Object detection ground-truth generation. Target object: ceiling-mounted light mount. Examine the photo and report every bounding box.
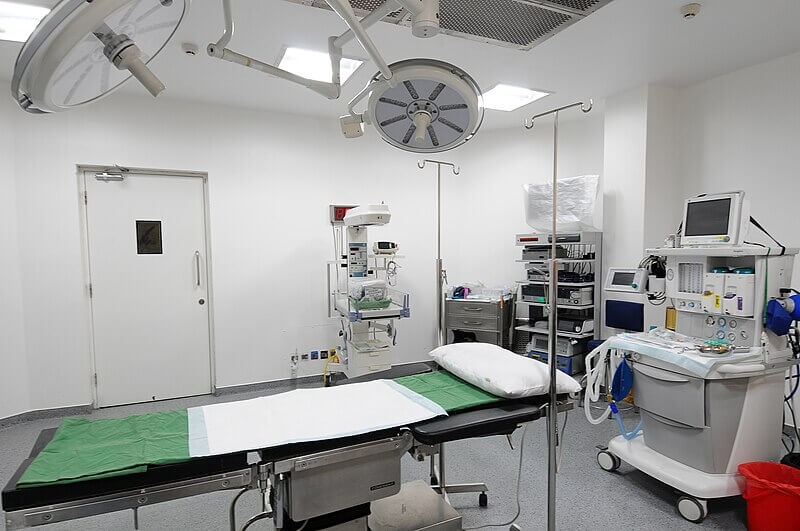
[11,0,480,153]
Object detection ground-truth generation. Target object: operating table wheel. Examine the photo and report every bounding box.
[677,496,707,523]
[479,492,488,507]
[596,450,620,472]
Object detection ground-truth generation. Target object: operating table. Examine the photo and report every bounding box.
[2,363,572,530]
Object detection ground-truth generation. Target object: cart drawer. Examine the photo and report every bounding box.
[633,363,705,428]
[446,300,500,318]
[445,315,499,332]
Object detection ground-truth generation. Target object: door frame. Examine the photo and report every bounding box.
[77,165,217,407]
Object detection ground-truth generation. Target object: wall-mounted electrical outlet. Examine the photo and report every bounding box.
[301,353,309,361]
[320,350,329,359]
[310,351,319,360]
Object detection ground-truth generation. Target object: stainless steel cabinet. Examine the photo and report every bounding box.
[444,297,513,348]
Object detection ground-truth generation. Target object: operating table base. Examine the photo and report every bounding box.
[429,443,488,507]
[370,480,461,531]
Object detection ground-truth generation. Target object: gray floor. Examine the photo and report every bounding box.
[0,383,748,531]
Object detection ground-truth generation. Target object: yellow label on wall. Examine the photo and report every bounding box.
[715,295,721,308]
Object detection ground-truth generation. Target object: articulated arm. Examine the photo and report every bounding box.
[206,0,409,100]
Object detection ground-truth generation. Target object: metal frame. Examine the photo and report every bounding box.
[206,0,406,99]
[417,159,460,346]
[523,100,592,531]
[4,468,254,530]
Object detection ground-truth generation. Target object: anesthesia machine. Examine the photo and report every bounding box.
[327,205,410,378]
[589,191,800,523]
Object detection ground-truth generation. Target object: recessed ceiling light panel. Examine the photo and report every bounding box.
[277,47,363,84]
[482,84,550,111]
[0,1,49,43]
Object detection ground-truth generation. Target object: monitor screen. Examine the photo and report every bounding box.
[684,198,731,237]
[612,271,636,286]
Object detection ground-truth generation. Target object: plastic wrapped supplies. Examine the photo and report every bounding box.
[349,279,388,302]
[524,174,600,232]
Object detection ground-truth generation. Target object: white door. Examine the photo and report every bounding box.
[84,170,212,406]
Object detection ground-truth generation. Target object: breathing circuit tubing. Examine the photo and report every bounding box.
[584,344,642,440]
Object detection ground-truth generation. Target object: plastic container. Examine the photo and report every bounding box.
[738,462,800,531]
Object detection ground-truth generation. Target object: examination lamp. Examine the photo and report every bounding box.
[11,0,187,113]
[344,59,484,153]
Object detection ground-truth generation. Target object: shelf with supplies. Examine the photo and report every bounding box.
[517,301,594,310]
[515,259,595,264]
[514,324,594,340]
[511,231,602,356]
[515,280,594,287]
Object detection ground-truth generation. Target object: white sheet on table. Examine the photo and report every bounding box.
[187,379,446,457]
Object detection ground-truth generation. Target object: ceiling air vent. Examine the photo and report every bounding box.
[283,0,614,50]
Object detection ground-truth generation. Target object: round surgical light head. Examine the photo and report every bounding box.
[366,59,483,154]
[11,0,188,113]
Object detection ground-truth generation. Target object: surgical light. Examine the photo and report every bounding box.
[482,84,550,112]
[357,59,484,154]
[11,0,188,113]
[277,47,363,84]
[0,1,49,43]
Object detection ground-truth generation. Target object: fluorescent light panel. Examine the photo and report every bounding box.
[0,1,49,43]
[278,47,363,84]
[482,84,550,111]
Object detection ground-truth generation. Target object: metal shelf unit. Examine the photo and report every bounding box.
[513,231,602,360]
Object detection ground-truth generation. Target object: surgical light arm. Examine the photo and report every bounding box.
[206,0,403,100]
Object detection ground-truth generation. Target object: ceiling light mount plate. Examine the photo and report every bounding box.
[365,58,483,154]
[11,0,187,113]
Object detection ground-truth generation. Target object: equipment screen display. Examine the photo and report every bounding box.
[612,272,636,286]
[684,198,731,236]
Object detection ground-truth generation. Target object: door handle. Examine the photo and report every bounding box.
[194,251,201,287]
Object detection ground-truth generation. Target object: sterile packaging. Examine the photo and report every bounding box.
[349,279,388,302]
[523,174,600,232]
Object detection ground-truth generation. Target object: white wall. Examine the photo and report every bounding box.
[1,85,605,415]
[679,50,800,268]
[443,115,605,288]
[675,51,800,417]
[0,94,30,418]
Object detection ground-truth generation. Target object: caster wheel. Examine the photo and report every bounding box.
[596,450,620,472]
[677,496,707,523]
[479,492,488,507]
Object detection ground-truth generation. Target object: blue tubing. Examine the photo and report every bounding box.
[610,401,643,441]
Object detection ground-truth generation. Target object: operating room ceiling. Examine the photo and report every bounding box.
[1,0,800,129]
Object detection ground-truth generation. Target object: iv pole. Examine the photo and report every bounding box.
[418,159,460,346]
[524,99,592,531]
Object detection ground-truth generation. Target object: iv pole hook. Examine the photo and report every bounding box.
[524,99,593,130]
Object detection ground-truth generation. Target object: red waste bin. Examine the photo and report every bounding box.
[739,462,800,531]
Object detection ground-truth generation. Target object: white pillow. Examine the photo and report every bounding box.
[429,343,582,398]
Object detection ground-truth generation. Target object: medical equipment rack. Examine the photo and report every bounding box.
[513,231,602,367]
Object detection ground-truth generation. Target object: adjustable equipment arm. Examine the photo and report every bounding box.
[206,0,408,99]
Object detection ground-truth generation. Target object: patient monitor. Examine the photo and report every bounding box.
[680,191,750,247]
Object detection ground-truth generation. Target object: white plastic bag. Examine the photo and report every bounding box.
[523,174,600,232]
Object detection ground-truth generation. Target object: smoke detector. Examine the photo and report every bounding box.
[680,3,701,19]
